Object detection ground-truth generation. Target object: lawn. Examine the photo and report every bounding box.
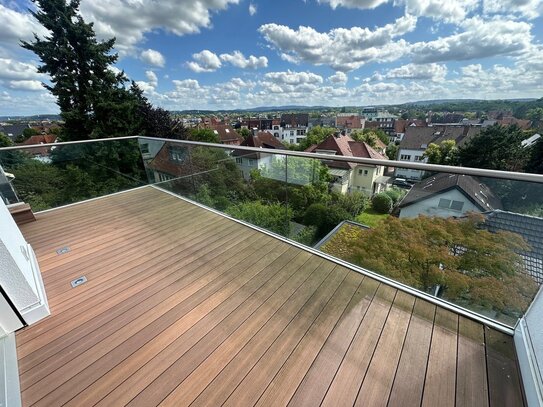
[355,208,389,227]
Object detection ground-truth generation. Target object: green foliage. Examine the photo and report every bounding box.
[526,108,543,121]
[458,125,529,171]
[303,203,352,239]
[321,215,538,315]
[238,128,251,139]
[291,225,318,246]
[330,191,369,217]
[0,133,13,147]
[261,156,330,186]
[226,201,292,236]
[22,0,132,140]
[372,193,393,214]
[22,128,39,139]
[189,128,220,143]
[355,208,389,227]
[385,143,399,160]
[297,126,336,150]
[423,140,459,165]
[383,186,406,205]
[526,137,543,174]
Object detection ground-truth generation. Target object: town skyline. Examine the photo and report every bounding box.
[1,0,543,115]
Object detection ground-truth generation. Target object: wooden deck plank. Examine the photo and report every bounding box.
[18,228,266,380]
[191,267,351,407]
[14,187,525,407]
[257,275,375,407]
[225,271,363,407]
[387,299,436,407]
[17,217,247,351]
[486,327,526,407]
[91,251,314,407]
[320,284,397,407]
[154,260,336,407]
[421,307,459,407]
[24,239,290,406]
[126,255,327,407]
[456,317,489,407]
[354,291,415,407]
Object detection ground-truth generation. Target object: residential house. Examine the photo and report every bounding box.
[210,125,243,146]
[390,119,427,143]
[280,113,309,145]
[483,210,543,284]
[146,142,192,183]
[306,134,389,196]
[398,173,502,218]
[19,134,58,163]
[498,117,533,130]
[234,132,287,179]
[335,114,364,135]
[396,125,481,180]
[0,122,31,141]
[308,116,336,129]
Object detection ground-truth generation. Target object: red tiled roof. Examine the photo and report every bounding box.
[22,135,57,145]
[241,132,286,149]
[210,125,243,145]
[308,134,387,169]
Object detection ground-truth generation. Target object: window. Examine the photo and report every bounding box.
[438,198,465,211]
[235,157,243,164]
[248,159,256,166]
[168,146,186,162]
[140,143,149,154]
[359,169,368,176]
[400,154,411,161]
[414,155,423,161]
[438,198,451,208]
[158,172,173,182]
[450,200,464,211]
[290,131,294,136]
[364,170,368,176]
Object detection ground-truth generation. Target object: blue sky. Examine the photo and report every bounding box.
[1,0,543,115]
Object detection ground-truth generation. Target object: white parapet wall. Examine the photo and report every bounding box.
[0,199,49,335]
[515,286,543,407]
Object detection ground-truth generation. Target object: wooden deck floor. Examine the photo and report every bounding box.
[16,186,525,407]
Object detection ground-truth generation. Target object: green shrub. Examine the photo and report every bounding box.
[372,193,393,214]
[384,187,406,205]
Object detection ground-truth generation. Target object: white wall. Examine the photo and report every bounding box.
[399,189,482,219]
[395,148,425,180]
[0,202,39,311]
[526,289,543,381]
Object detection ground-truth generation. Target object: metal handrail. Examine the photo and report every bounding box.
[1,134,542,183]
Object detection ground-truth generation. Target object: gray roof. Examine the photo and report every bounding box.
[399,173,502,211]
[399,125,481,150]
[484,210,543,284]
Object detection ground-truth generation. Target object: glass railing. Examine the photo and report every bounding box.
[1,136,541,328]
[0,138,147,211]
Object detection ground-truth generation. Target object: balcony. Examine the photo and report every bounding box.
[0,136,541,406]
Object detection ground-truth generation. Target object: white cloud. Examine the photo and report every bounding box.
[187,50,222,72]
[402,0,479,23]
[483,0,543,20]
[140,49,165,67]
[249,3,257,15]
[0,58,43,81]
[328,71,348,84]
[7,80,43,91]
[264,70,323,85]
[318,0,389,9]
[219,51,268,69]
[318,0,478,22]
[145,70,158,87]
[0,5,48,47]
[411,18,533,63]
[79,0,240,54]
[374,63,447,81]
[259,15,417,71]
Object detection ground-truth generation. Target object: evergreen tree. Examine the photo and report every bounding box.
[22,0,139,140]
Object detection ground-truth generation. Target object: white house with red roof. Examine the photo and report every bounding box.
[306,133,389,195]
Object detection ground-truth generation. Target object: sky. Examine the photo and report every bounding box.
[0,0,543,115]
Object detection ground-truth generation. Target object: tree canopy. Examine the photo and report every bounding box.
[458,125,529,172]
[423,140,459,165]
[321,214,538,316]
